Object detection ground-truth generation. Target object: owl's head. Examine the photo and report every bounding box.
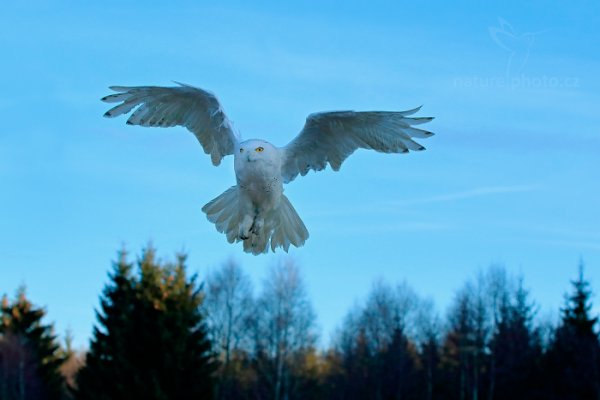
[236,139,278,164]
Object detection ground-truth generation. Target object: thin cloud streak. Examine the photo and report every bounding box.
[529,239,600,252]
[391,184,541,207]
[306,184,540,218]
[312,221,450,236]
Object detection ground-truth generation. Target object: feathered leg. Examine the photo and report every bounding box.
[202,187,309,254]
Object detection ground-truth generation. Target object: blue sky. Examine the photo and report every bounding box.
[1,1,599,348]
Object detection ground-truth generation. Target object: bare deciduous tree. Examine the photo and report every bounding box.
[205,259,255,364]
[254,259,317,400]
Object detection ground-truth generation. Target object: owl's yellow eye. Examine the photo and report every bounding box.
[239,148,244,153]
[255,147,264,152]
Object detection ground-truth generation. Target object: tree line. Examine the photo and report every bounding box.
[1,246,599,399]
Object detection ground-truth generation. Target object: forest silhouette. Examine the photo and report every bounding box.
[1,246,598,400]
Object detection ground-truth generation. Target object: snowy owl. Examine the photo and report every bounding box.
[102,83,434,255]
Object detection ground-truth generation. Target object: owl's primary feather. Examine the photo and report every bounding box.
[102,83,434,255]
[102,83,238,166]
[281,110,433,183]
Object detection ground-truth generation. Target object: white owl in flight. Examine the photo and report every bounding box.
[102,83,434,255]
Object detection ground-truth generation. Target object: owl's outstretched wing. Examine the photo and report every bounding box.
[102,82,239,166]
[280,108,434,183]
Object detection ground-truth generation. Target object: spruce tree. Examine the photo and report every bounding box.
[0,287,66,400]
[419,333,441,400]
[439,289,477,400]
[378,327,419,400]
[75,247,217,400]
[544,262,600,399]
[488,280,542,399]
[74,249,136,398]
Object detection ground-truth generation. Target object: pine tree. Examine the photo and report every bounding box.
[339,329,374,400]
[488,279,542,400]
[59,329,84,391]
[439,289,478,400]
[378,327,419,400]
[75,247,217,400]
[544,261,600,399]
[330,281,423,400]
[74,249,136,398]
[419,333,441,400]
[0,287,66,400]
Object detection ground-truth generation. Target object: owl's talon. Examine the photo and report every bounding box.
[251,218,264,235]
[239,215,253,240]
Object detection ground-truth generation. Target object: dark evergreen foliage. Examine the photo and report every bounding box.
[4,251,600,400]
[75,247,217,400]
[342,330,374,400]
[439,289,481,400]
[544,262,600,400]
[488,279,543,399]
[418,334,440,400]
[378,327,420,400]
[0,288,66,400]
[322,281,423,400]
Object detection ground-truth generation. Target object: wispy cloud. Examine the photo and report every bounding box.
[529,239,600,252]
[312,221,449,236]
[391,184,541,207]
[306,184,540,218]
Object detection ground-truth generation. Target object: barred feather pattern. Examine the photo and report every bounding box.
[102,83,238,166]
[281,109,434,183]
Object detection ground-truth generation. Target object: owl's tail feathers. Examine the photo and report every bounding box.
[266,194,309,253]
[202,188,309,255]
[202,186,241,244]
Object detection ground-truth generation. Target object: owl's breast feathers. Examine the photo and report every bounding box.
[235,151,283,208]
